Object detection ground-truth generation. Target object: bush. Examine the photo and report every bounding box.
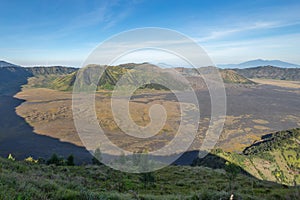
[66,155,74,166]
[24,156,38,163]
[140,172,155,188]
[47,154,65,166]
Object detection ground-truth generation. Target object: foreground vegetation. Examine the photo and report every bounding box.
[0,155,299,200]
[1,129,299,199]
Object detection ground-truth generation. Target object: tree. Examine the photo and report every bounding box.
[92,148,102,165]
[66,154,75,166]
[225,161,240,193]
[47,153,64,165]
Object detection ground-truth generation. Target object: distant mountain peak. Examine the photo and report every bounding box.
[218,59,300,69]
[0,60,20,68]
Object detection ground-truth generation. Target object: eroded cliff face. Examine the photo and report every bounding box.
[234,66,300,81]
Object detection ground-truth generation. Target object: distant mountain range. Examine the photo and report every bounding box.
[2,59,300,69]
[0,60,20,68]
[218,59,300,69]
[0,60,255,94]
[1,60,300,94]
[36,64,256,91]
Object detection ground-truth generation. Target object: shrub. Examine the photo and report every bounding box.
[225,161,240,192]
[140,172,155,188]
[66,155,74,166]
[47,154,65,166]
[24,156,38,163]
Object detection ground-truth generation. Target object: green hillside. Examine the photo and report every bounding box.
[0,128,299,199]
[175,67,255,84]
[0,155,298,200]
[203,128,300,186]
[48,71,77,91]
[26,66,77,76]
[22,66,78,90]
[45,64,186,91]
[31,65,255,92]
[220,69,255,84]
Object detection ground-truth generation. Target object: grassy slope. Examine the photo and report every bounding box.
[213,128,300,186]
[0,156,299,200]
[32,65,165,91]
[220,69,255,84]
[28,65,255,92]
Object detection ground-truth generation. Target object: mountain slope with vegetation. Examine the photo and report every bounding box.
[40,64,193,91]
[194,128,300,186]
[175,67,254,84]
[220,69,255,84]
[23,66,78,90]
[26,66,77,76]
[39,65,255,91]
[0,61,256,93]
[0,62,78,94]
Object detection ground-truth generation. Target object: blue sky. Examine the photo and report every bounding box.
[1,0,300,67]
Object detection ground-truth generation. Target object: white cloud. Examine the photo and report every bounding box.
[196,20,300,42]
[33,1,133,41]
